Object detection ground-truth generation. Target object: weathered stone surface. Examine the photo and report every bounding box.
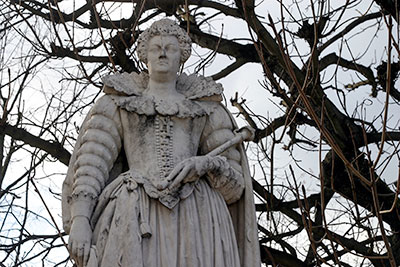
[62,19,260,267]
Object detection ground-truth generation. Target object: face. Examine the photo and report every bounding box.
[147,35,181,79]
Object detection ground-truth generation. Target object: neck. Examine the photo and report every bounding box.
[146,76,179,98]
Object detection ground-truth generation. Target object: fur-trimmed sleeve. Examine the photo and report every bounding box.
[200,103,245,204]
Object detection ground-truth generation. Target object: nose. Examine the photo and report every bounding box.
[159,47,167,57]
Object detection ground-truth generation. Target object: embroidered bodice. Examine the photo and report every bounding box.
[119,110,207,208]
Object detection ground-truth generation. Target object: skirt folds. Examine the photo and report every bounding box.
[91,179,240,267]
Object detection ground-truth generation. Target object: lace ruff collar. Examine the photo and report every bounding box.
[102,72,223,118]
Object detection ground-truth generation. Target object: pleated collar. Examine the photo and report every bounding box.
[102,72,223,118]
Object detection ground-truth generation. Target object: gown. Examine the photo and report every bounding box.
[62,72,260,267]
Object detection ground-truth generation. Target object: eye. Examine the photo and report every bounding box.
[166,45,179,53]
[149,45,161,53]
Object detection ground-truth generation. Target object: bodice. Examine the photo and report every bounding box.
[121,110,206,182]
[119,109,207,207]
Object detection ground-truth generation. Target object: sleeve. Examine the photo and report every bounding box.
[70,95,123,222]
[200,103,245,204]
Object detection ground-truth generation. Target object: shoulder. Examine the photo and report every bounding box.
[89,94,120,116]
[102,71,147,96]
[177,73,223,101]
[208,102,236,127]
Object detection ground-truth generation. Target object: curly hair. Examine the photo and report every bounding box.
[137,19,192,65]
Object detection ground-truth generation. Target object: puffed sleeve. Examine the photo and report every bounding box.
[70,95,123,221]
[200,103,245,204]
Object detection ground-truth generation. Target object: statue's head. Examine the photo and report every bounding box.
[137,19,192,65]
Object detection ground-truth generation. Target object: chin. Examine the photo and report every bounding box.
[154,69,170,74]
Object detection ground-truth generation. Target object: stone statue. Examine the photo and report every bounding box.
[62,19,260,267]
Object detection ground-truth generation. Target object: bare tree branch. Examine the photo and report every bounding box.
[0,123,70,166]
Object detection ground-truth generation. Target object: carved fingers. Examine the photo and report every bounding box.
[68,216,92,267]
[166,156,213,189]
[166,158,197,189]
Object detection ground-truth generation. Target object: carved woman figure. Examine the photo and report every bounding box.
[62,19,260,267]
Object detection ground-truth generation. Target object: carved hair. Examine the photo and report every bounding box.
[137,19,192,65]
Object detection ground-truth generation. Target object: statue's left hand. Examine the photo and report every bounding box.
[164,156,212,190]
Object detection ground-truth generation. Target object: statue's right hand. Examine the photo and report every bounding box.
[68,216,92,267]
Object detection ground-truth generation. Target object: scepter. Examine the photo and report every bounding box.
[207,126,255,156]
